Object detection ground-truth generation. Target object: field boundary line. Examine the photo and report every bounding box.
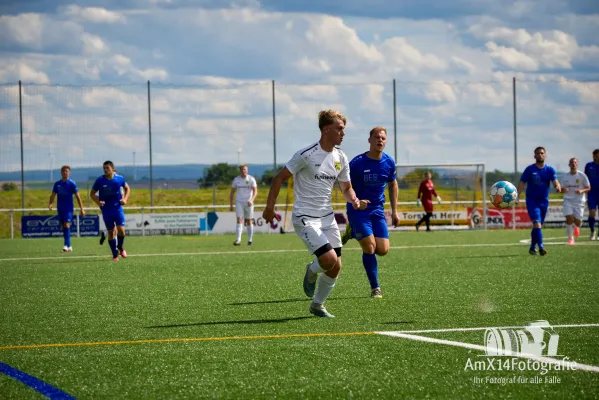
[392,323,599,334]
[375,331,599,373]
[0,331,375,351]
[2,241,596,263]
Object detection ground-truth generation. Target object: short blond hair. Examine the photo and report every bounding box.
[239,164,248,169]
[369,126,386,137]
[318,110,347,130]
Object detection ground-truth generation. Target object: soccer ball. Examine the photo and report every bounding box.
[489,181,518,209]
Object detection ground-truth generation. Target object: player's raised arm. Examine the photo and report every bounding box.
[263,167,292,223]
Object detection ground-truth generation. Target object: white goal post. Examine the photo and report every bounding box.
[395,162,488,230]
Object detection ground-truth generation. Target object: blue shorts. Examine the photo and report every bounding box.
[58,210,73,225]
[588,192,599,211]
[102,208,126,230]
[346,206,388,241]
[526,200,548,224]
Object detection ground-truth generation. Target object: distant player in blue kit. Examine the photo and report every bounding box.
[584,149,599,240]
[48,165,85,252]
[91,161,131,261]
[341,126,400,298]
[517,147,562,256]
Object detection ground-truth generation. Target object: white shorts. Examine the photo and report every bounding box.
[292,212,341,256]
[236,201,254,219]
[563,201,584,220]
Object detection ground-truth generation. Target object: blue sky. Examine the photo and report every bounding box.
[0,0,598,174]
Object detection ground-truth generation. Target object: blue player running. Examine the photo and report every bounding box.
[48,165,85,252]
[90,161,131,261]
[341,126,400,298]
[517,147,562,256]
[584,149,599,241]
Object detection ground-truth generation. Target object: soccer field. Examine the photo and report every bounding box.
[0,230,598,399]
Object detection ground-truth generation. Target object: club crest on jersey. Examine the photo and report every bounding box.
[334,161,341,171]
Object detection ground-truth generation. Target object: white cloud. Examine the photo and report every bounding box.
[425,81,457,103]
[485,42,538,70]
[81,33,109,54]
[451,56,476,75]
[0,61,50,84]
[0,13,43,48]
[63,5,127,24]
[381,37,446,74]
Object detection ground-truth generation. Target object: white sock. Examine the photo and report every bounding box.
[236,224,242,242]
[567,224,573,239]
[313,273,336,305]
[247,224,254,242]
[309,258,326,275]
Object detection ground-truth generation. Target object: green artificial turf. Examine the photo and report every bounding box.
[0,229,597,398]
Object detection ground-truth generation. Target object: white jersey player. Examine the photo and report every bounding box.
[562,158,591,244]
[230,164,258,246]
[262,110,368,318]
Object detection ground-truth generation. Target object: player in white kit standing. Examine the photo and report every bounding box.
[262,110,368,318]
[230,164,258,245]
[562,158,591,245]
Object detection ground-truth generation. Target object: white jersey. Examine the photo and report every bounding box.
[286,142,350,218]
[232,175,257,202]
[562,170,590,204]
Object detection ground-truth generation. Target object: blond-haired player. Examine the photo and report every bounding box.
[262,110,368,318]
[230,164,258,245]
[562,157,590,245]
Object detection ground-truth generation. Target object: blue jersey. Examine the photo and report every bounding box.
[584,162,599,194]
[520,164,557,202]
[92,174,127,210]
[347,152,397,208]
[52,179,78,212]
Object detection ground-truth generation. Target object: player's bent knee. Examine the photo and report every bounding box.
[375,247,389,256]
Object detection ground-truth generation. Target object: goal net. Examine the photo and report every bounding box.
[395,163,489,230]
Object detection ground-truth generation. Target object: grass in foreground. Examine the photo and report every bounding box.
[0,229,597,399]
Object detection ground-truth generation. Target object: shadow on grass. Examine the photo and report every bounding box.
[146,316,313,328]
[451,254,525,259]
[380,321,417,325]
[229,296,367,306]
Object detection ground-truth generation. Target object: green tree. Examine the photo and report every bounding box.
[486,169,518,187]
[198,163,239,185]
[260,165,285,186]
[2,182,17,191]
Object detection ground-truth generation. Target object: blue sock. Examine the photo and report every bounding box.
[530,229,537,250]
[590,217,596,233]
[108,239,118,257]
[533,227,544,249]
[117,235,125,250]
[362,252,379,289]
[63,226,71,247]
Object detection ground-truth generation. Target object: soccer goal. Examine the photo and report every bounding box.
[395,163,489,230]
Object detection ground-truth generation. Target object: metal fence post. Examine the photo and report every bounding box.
[10,210,14,239]
[148,80,153,210]
[142,206,145,236]
[19,81,24,216]
[77,214,80,237]
[393,79,398,163]
[272,79,277,170]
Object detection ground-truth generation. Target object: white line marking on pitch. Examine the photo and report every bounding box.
[376,331,599,373]
[519,236,571,244]
[392,323,599,334]
[0,241,595,263]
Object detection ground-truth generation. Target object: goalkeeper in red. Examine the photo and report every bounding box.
[415,171,442,231]
[341,126,399,298]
